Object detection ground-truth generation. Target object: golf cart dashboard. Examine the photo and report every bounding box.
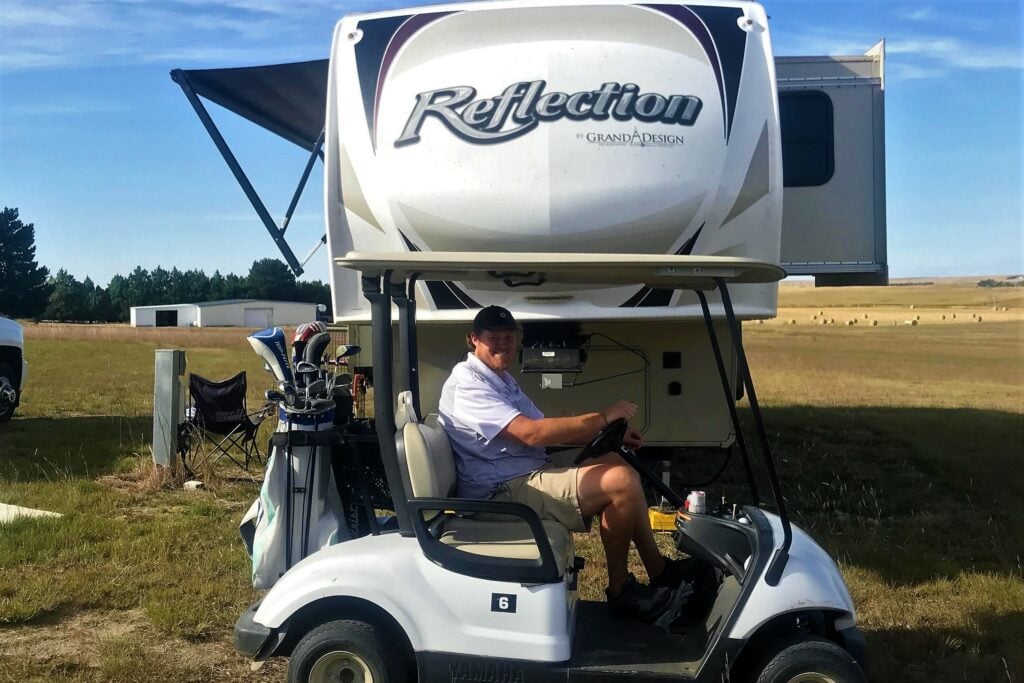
[674,506,769,584]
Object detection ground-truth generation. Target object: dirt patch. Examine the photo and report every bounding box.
[0,609,286,681]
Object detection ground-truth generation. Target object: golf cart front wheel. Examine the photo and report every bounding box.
[288,619,406,683]
[753,636,866,683]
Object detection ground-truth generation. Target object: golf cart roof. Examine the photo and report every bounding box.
[335,252,786,290]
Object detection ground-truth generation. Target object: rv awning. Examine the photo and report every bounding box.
[335,252,786,290]
[171,60,329,151]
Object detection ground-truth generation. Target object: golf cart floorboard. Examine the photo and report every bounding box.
[569,601,706,679]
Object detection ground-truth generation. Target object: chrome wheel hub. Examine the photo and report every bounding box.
[786,674,839,683]
[309,650,373,683]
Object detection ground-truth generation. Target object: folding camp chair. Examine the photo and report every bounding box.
[182,372,272,476]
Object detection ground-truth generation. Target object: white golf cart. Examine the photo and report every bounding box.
[234,251,866,683]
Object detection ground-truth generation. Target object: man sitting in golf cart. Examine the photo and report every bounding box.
[438,305,690,621]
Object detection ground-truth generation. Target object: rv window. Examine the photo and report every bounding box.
[779,91,834,187]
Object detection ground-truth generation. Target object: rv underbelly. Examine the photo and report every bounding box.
[326,0,782,322]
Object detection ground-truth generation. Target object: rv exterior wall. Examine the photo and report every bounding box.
[351,319,740,448]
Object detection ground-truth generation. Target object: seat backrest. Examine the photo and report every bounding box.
[189,372,247,424]
[400,421,457,499]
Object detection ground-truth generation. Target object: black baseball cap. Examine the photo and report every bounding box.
[473,305,518,332]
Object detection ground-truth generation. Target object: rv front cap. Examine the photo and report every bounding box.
[473,306,518,332]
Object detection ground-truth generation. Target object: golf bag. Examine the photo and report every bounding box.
[240,404,349,589]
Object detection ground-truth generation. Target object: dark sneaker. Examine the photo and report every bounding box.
[606,573,672,622]
[650,555,700,589]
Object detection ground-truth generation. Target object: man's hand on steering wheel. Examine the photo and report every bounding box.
[575,400,643,464]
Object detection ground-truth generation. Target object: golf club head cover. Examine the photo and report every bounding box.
[303,331,333,366]
[336,345,361,358]
[292,321,327,365]
[247,327,294,384]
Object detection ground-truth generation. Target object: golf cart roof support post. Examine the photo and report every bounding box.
[713,278,792,584]
[695,289,760,507]
[169,69,304,276]
[362,273,414,536]
[389,279,412,399]
[280,128,325,236]
[406,276,421,419]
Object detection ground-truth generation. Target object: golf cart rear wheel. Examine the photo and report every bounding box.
[753,636,865,683]
[0,362,17,423]
[288,619,406,683]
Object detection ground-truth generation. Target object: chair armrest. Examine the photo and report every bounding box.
[406,497,561,584]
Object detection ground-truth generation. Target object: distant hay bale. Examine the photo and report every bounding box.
[941,314,946,320]
[846,320,855,326]
[993,306,999,311]
[756,319,764,325]
[971,313,977,319]
[910,304,916,310]
[977,316,983,323]
[820,319,828,325]
[891,321,898,326]
[952,313,957,319]
[871,320,878,326]
[812,315,817,320]
[863,313,869,319]
[788,319,797,325]
[915,315,920,320]
[1002,307,1009,311]
[905,320,918,326]
[829,318,836,324]
[818,310,824,316]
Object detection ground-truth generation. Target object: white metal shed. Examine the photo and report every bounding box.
[130,299,318,328]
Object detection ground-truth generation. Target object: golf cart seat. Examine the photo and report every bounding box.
[399,420,573,577]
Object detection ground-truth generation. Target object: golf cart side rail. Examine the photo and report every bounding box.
[407,498,561,584]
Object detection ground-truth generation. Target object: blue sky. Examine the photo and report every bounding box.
[0,0,1021,285]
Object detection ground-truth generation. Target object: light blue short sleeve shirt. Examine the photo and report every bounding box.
[438,353,548,498]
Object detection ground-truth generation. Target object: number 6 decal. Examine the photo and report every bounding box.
[491,593,517,613]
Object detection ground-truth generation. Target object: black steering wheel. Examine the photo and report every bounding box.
[575,418,629,464]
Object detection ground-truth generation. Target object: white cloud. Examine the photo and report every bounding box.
[896,7,933,23]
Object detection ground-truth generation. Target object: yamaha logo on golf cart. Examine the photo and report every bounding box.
[449,659,524,683]
[394,81,702,147]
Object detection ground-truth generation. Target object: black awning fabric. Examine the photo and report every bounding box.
[173,60,329,151]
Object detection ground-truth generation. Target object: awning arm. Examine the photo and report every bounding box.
[171,68,305,275]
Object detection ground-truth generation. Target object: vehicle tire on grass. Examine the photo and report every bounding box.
[0,362,17,423]
[287,618,407,683]
[753,636,865,683]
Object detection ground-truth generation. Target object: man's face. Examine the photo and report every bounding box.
[472,328,517,372]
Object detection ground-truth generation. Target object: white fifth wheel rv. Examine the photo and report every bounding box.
[172,0,886,451]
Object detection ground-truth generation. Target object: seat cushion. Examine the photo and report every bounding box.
[437,517,573,576]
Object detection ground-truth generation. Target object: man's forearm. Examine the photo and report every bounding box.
[503,412,606,447]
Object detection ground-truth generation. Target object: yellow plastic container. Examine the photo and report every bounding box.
[648,506,678,532]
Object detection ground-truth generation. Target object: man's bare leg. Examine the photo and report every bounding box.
[577,453,666,592]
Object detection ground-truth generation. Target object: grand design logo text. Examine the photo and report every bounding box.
[395,81,702,146]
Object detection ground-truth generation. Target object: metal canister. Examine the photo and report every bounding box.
[686,490,707,514]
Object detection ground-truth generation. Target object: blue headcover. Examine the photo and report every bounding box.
[247,327,294,384]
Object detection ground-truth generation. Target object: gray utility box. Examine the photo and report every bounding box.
[153,349,186,469]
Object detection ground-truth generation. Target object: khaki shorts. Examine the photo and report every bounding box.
[492,450,590,532]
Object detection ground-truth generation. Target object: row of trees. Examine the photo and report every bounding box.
[1,207,331,323]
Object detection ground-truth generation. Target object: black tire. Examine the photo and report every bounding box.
[0,362,17,424]
[287,619,407,683]
[753,636,866,683]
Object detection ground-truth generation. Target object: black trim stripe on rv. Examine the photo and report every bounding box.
[620,223,704,307]
[399,232,481,310]
[354,12,455,150]
[643,4,746,141]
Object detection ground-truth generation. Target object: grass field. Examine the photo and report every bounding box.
[1,281,1022,682]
